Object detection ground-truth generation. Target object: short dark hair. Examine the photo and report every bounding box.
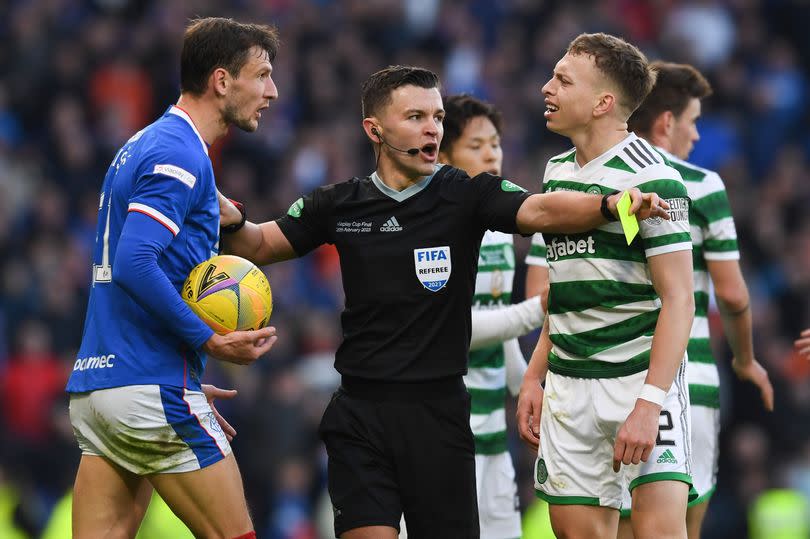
[181,17,280,96]
[628,61,713,136]
[361,66,440,118]
[567,33,656,116]
[440,94,503,154]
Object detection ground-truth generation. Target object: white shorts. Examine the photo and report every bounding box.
[475,452,522,539]
[620,402,715,515]
[535,364,692,510]
[688,404,719,504]
[70,385,231,475]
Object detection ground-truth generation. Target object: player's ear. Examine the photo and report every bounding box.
[211,67,230,97]
[653,111,674,138]
[593,92,615,118]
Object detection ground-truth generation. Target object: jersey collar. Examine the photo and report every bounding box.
[371,164,443,202]
[168,106,209,155]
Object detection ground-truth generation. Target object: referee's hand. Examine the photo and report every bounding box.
[203,326,277,365]
[517,377,544,452]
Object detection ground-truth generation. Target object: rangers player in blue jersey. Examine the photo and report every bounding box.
[66,18,278,539]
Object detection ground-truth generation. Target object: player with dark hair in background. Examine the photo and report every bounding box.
[620,60,774,539]
[439,93,545,539]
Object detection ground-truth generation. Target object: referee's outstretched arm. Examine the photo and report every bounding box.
[515,187,669,234]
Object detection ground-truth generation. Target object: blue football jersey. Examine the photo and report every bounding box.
[67,106,219,392]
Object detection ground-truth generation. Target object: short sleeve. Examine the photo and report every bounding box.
[275,187,332,256]
[469,173,532,234]
[636,177,692,258]
[525,233,548,267]
[128,149,204,237]
[696,176,739,261]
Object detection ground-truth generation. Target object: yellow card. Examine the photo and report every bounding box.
[616,191,639,245]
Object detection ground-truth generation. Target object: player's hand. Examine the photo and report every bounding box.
[607,188,671,221]
[218,190,243,227]
[203,326,277,365]
[731,358,774,412]
[794,329,810,359]
[202,384,238,442]
[517,377,544,452]
[613,398,661,472]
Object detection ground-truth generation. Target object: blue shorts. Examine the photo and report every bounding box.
[69,385,231,475]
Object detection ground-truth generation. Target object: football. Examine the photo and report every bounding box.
[182,255,273,335]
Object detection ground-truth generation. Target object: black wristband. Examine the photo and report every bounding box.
[600,193,617,222]
[221,199,247,233]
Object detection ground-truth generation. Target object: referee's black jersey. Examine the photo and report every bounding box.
[276,165,531,381]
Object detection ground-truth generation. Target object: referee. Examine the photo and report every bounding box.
[220,65,670,539]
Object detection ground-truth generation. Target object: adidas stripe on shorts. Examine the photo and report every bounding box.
[70,384,231,474]
[535,362,693,509]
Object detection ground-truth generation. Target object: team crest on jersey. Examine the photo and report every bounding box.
[287,198,304,218]
[501,179,526,193]
[414,246,451,292]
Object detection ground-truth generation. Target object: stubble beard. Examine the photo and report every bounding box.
[223,100,258,133]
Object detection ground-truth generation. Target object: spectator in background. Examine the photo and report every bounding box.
[1,319,66,446]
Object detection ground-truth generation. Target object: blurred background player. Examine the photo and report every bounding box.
[66,18,278,539]
[516,33,695,539]
[619,61,775,539]
[438,93,545,539]
[219,65,667,539]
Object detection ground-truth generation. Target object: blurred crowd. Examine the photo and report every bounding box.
[0,0,809,537]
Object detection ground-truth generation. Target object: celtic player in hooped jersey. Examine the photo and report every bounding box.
[619,62,774,539]
[516,34,696,539]
[438,94,546,539]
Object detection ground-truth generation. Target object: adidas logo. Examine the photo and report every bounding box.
[656,449,677,464]
[380,216,403,232]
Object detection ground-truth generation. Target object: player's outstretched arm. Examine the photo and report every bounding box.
[708,259,774,411]
[219,194,297,265]
[517,318,551,452]
[469,296,544,351]
[515,188,670,234]
[613,250,694,472]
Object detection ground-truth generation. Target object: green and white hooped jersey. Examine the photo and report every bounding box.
[661,148,739,409]
[525,233,548,268]
[541,133,691,379]
[465,229,517,456]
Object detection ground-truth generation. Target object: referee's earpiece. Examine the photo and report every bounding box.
[371,126,382,142]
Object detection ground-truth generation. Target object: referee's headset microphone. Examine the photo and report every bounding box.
[372,127,420,156]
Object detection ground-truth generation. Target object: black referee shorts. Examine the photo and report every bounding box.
[318,375,479,538]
